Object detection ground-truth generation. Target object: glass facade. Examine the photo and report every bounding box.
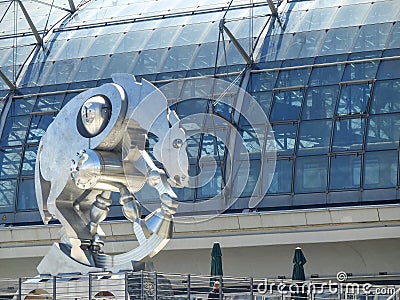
[0,0,399,224]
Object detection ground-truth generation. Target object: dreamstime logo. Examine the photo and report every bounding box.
[125,77,277,223]
[257,272,396,297]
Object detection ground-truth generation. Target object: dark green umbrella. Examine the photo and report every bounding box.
[210,242,223,286]
[292,247,307,280]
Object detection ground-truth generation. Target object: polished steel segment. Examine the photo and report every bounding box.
[35,74,189,274]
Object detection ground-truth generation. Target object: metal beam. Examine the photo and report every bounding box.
[68,0,76,12]
[266,0,278,16]
[220,20,252,65]
[16,0,43,45]
[0,70,16,90]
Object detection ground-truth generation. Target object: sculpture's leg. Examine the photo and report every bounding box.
[119,186,141,221]
[89,191,112,250]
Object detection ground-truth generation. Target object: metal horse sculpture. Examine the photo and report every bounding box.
[35,74,189,275]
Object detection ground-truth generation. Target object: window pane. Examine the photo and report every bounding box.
[330,4,370,28]
[343,61,379,81]
[370,79,400,114]
[319,27,359,56]
[337,83,371,115]
[332,118,365,152]
[252,91,273,116]
[297,120,332,155]
[377,59,400,80]
[267,159,292,194]
[272,123,297,156]
[10,97,36,116]
[329,154,361,190]
[364,1,400,24]
[21,145,37,176]
[115,30,152,53]
[294,156,328,193]
[276,68,311,88]
[17,178,38,210]
[34,94,64,112]
[387,22,400,49]
[191,42,218,69]
[0,179,16,212]
[0,115,30,147]
[240,125,261,154]
[309,65,345,87]
[366,114,400,150]
[270,90,303,121]
[258,34,293,62]
[0,147,22,179]
[364,151,398,189]
[74,56,106,82]
[174,23,211,46]
[133,49,167,75]
[249,71,278,92]
[196,164,222,198]
[161,45,197,72]
[352,23,392,52]
[102,52,138,78]
[296,7,337,31]
[302,86,338,119]
[285,30,325,59]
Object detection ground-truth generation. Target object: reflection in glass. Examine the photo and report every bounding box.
[250,72,278,92]
[0,115,30,147]
[337,83,371,115]
[297,120,332,155]
[366,114,400,150]
[309,65,344,87]
[364,151,398,189]
[17,178,38,210]
[387,22,400,49]
[302,86,338,119]
[272,123,297,156]
[377,59,400,80]
[0,147,22,178]
[252,91,273,116]
[294,156,328,193]
[197,163,222,198]
[352,23,392,52]
[21,146,38,176]
[319,27,359,56]
[285,30,324,59]
[331,4,370,28]
[270,89,303,121]
[329,154,361,190]
[267,159,292,194]
[276,68,311,88]
[370,79,400,114]
[332,118,365,152]
[0,179,16,212]
[11,98,36,116]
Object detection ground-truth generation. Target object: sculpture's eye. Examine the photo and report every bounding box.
[172,138,183,149]
[78,95,112,137]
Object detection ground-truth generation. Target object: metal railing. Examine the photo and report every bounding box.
[0,272,398,300]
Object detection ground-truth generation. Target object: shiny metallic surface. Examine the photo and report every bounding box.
[80,95,111,137]
[35,74,189,274]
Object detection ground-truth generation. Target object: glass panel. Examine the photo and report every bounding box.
[145,26,182,49]
[276,68,311,88]
[319,27,359,56]
[364,1,400,24]
[201,134,225,158]
[294,155,328,193]
[191,42,218,69]
[387,22,400,49]
[21,145,37,176]
[342,61,379,81]
[57,36,95,60]
[161,45,197,72]
[45,59,77,85]
[329,154,361,190]
[296,7,337,31]
[337,83,371,115]
[235,159,261,198]
[252,91,273,116]
[330,4,370,28]
[102,52,138,78]
[297,119,332,155]
[285,30,325,59]
[0,147,22,179]
[74,56,107,82]
[332,118,365,152]
[258,34,293,62]
[370,79,400,114]
[17,178,38,210]
[377,59,400,80]
[10,97,36,116]
[0,115,30,147]
[87,34,121,56]
[366,114,400,150]
[174,23,211,47]
[249,71,278,92]
[196,163,222,198]
[272,123,297,156]
[115,30,152,53]
[352,23,392,52]
[364,151,398,189]
[309,65,345,87]
[133,48,167,75]
[302,85,338,119]
[0,179,16,212]
[270,89,303,121]
[34,94,64,112]
[267,159,292,194]
[240,125,261,154]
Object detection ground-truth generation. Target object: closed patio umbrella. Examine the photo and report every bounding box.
[210,242,223,286]
[292,247,307,299]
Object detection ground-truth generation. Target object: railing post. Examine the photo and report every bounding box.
[187,274,191,299]
[154,272,158,300]
[140,270,144,300]
[250,277,254,299]
[88,273,92,300]
[53,276,57,300]
[18,278,22,300]
[125,272,129,300]
[219,275,223,300]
